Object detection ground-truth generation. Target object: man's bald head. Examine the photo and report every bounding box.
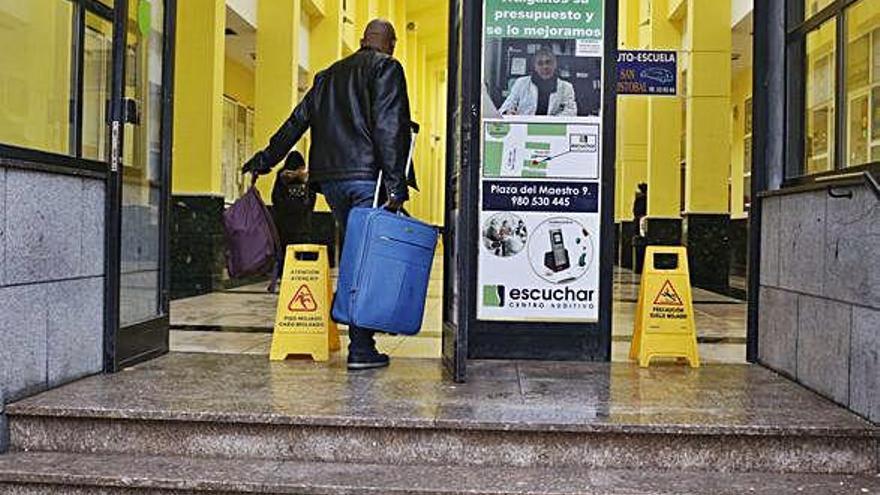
[362,19,397,56]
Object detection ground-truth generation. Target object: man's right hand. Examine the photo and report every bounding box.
[383,196,405,213]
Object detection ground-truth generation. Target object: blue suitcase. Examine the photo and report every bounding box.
[332,207,438,335]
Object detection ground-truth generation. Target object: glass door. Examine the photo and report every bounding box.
[107,0,174,370]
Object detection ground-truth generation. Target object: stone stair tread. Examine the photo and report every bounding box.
[9,403,878,437]
[0,452,878,495]
[8,355,879,440]
[9,411,877,441]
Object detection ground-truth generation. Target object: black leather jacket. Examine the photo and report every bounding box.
[245,48,412,200]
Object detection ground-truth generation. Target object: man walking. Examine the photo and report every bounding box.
[243,19,412,370]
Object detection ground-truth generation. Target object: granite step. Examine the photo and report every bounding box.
[1,452,879,495]
[8,410,878,475]
[6,355,879,475]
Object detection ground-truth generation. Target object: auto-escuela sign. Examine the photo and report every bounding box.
[616,50,677,95]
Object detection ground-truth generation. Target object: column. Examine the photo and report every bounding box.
[171,0,225,295]
[615,0,647,268]
[304,1,342,217]
[310,1,343,78]
[357,0,380,35]
[254,0,301,200]
[394,0,408,63]
[172,0,224,195]
[643,0,683,246]
[617,99,648,269]
[683,0,732,292]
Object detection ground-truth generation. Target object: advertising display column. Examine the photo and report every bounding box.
[469,0,616,359]
[479,0,605,324]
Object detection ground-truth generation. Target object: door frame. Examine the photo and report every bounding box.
[104,0,177,372]
[442,0,467,382]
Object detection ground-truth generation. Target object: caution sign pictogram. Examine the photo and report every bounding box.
[288,284,318,312]
[652,280,684,306]
[629,247,700,368]
[270,245,340,362]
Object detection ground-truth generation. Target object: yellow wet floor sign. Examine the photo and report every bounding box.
[270,245,340,361]
[629,246,700,368]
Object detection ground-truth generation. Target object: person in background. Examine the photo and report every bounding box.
[632,183,648,273]
[268,150,316,293]
[242,19,411,370]
[632,183,648,231]
[499,47,577,117]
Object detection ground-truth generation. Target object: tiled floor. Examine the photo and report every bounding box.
[170,258,747,363]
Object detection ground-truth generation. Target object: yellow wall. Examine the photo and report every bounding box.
[224,58,255,108]
[683,0,732,214]
[615,0,647,222]
[616,0,745,221]
[255,0,302,202]
[616,99,648,222]
[172,0,225,195]
[643,0,683,219]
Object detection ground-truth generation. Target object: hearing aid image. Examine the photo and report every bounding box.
[527,217,595,285]
[544,228,571,272]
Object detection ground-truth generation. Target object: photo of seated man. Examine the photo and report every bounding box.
[483,39,602,119]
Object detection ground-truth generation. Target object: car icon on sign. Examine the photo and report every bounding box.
[640,67,674,84]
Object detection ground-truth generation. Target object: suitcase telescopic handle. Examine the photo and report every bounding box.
[373,127,418,209]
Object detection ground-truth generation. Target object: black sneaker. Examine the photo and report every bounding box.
[347,352,390,370]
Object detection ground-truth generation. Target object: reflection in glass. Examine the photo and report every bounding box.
[874,29,880,84]
[805,0,835,19]
[0,0,72,154]
[848,35,870,90]
[120,0,165,326]
[848,95,869,166]
[221,99,255,204]
[82,12,112,160]
[873,87,880,142]
[743,174,752,211]
[222,98,238,204]
[846,0,880,168]
[805,20,836,174]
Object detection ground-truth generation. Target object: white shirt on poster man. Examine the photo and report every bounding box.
[499,76,578,117]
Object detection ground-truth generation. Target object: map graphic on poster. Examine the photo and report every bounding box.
[483,120,600,179]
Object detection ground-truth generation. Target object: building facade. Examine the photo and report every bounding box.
[0,0,878,454]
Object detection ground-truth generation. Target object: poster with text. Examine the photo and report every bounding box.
[478,0,604,323]
[482,0,604,120]
[477,177,601,322]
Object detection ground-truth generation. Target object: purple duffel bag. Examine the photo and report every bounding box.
[223,184,279,279]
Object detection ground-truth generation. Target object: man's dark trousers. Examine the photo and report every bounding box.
[321,179,380,357]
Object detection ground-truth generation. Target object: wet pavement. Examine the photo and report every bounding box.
[170,262,747,363]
